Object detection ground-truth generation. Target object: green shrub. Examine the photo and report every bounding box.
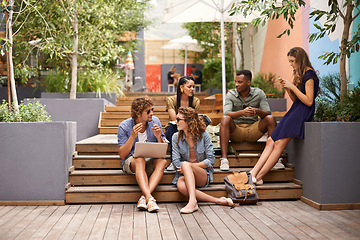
[314,73,360,122]
[41,69,70,93]
[0,100,51,122]
[251,72,284,98]
[40,68,123,95]
[77,68,123,96]
[202,58,233,90]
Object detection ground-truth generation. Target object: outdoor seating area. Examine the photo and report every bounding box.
[65,92,299,204]
[1,0,359,239]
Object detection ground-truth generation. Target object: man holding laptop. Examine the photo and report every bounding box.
[117,97,168,212]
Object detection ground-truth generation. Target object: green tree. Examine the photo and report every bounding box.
[12,0,151,98]
[183,21,246,86]
[230,0,360,101]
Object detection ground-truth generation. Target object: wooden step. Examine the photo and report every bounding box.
[100,119,169,127]
[122,91,208,99]
[105,106,167,112]
[65,182,302,203]
[76,134,272,155]
[101,112,169,119]
[116,98,214,106]
[98,127,119,135]
[72,154,288,169]
[68,168,295,186]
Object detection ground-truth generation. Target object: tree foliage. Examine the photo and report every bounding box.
[182,22,244,89]
[230,0,360,101]
[10,0,151,87]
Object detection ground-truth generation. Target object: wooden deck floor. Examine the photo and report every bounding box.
[1,201,360,240]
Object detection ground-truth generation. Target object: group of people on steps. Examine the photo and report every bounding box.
[117,47,319,213]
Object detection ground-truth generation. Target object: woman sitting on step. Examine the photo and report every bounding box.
[171,107,234,214]
[249,47,319,185]
[165,76,200,171]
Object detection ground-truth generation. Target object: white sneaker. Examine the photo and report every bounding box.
[272,158,285,170]
[147,197,160,212]
[220,158,230,171]
[137,196,147,210]
[166,162,176,171]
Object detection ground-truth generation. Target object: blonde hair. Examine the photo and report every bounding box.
[287,47,314,89]
[131,97,153,119]
[177,107,206,144]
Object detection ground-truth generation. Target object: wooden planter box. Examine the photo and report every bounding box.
[286,122,360,210]
[0,122,76,205]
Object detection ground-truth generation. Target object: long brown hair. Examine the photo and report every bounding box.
[177,107,206,144]
[287,47,314,89]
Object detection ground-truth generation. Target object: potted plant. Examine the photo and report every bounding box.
[0,100,76,205]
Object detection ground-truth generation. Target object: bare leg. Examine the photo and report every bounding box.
[177,162,229,209]
[177,179,229,206]
[131,157,152,200]
[255,137,292,181]
[148,158,167,193]
[179,162,207,209]
[258,115,277,136]
[249,137,275,179]
[219,115,237,159]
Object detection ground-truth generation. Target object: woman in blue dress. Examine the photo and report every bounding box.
[250,47,319,185]
[172,107,234,213]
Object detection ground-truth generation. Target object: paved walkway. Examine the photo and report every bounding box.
[0,200,359,239]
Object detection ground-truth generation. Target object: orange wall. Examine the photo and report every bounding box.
[260,10,305,110]
[146,65,162,92]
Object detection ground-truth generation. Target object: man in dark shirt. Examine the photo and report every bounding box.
[190,66,202,84]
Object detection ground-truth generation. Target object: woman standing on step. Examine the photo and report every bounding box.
[249,47,319,185]
[172,107,234,214]
[165,76,200,171]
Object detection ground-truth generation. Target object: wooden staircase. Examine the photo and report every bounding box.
[66,92,301,204]
[66,134,302,204]
[98,92,213,134]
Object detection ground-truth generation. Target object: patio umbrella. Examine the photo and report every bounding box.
[163,0,260,104]
[161,35,203,75]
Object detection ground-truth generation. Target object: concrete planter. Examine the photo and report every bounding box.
[286,122,360,210]
[0,86,42,102]
[41,92,117,105]
[26,98,111,141]
[0,122,76,205]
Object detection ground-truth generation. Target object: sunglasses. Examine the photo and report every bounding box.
[146,108,154,114]
[176,117,185,122]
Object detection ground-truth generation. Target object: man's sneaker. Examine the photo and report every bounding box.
[137,196,147,210]
[166,162,176,171]
[272,158,285,170]
[147,197,160,212]
[220,158,230,171]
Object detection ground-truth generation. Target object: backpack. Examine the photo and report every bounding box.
[224,171,259,205]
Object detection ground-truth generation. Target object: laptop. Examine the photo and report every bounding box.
[133,142,168,159]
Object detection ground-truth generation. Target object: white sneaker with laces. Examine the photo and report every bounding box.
[137,195,147,210]
[220,158,230,171]
[272,157,285,170]
[147,197,160,212]
[166,162,176,171]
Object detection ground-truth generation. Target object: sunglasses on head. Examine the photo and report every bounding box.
[146,108,154,114]
[176,117,185,122]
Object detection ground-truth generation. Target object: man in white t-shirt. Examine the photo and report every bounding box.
[117,97,167,212]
